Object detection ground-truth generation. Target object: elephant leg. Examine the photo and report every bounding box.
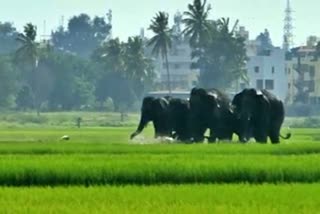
[219,128,233,142]
[254,130,268,143]
[269,125,281,144]
[208,129,217,143]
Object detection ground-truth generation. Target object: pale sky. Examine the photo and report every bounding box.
[0,0,318,47]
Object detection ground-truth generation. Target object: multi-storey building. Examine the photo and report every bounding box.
[153,39,198,90]
[246,47,288,101]
[285,46,320,104]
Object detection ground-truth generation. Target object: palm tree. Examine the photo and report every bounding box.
[125,36,155,98]
[182,0,212,49]
[15,23,41,115]
[148,12,172,94]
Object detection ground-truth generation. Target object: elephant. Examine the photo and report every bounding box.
[232,88,291,144]
[189,87,235,143]
[130,96,171,139]
[167,98,191,142]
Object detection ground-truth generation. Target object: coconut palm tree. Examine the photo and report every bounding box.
[148,12,172,94]
[15,23,41,115]
[182,0,212,49]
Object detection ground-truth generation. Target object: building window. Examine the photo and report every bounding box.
[240,83,246,89]
[288,83,291,89]
[310,66,315,78]
[265,80,274,90]
[254,66,260,73]
[256,79,263,90]
[288,68,291,74]
[174,64,180,69]
[272,66,275,74]
[163,63,167,69]
[308,80,315,92]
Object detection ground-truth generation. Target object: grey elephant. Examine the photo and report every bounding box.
[130,96,171,139]
[189,87,235,143]
[232,88,291,143]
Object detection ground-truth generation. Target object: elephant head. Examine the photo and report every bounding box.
[232,88,268,142]
[130,96,171,139]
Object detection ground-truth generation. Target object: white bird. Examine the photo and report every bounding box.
[60,135,70,141]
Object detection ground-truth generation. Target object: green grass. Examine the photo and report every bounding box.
[0,125,318,212]
[0,184,319,213]
[0,127,315,185]
[0,153,320,185]
[0,111,140,128]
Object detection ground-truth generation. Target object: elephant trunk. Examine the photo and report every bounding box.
[130,116,149,139]
[238,116,252,143]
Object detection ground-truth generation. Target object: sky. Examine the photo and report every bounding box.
[0,0,319,47]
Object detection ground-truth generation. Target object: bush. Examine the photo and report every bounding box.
[290,117,320,128]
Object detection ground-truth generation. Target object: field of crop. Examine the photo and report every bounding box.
[0,184,320,213]
[0,116,319,212]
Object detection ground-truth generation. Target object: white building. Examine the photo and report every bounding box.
[246,47,288,101]
[154,40,198,90]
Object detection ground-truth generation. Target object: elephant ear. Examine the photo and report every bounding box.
[232,91,243,107]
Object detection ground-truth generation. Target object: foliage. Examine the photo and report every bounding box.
[0,184,320,213]
[182,0,212,48]
[0,56,18,107]
[51,14,111,58]
[148,12,172,93]
[0,137,319,185]
[195,18,248,89]
[182,1,247,89]
[255,29,273,55]
[93,37,154,112]
[0,22,20,54]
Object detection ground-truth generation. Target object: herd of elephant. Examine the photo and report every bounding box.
[130,88,291,144]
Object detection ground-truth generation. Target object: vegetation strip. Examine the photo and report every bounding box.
[0,154,319,185]
[0,184,319,213]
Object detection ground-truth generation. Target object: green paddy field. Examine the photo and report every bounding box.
[0,112,318,213]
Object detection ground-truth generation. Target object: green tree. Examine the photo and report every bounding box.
[0,22,20,54]
[51,14,111,58]
[182,0,212,48]
[148,12,172,94]
[0,56,18,108]
[196,18,248,89]
[124,36,155,98]
[92,38,136,116]
[15,23,41,114]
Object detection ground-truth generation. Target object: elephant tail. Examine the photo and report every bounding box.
[280,128,292,139]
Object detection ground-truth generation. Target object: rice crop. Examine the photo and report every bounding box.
[0,153,318,185]
[0,184,319,214]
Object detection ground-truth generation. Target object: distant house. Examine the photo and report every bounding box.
[152,39,198,91]
[285,45,320,105]
[246,47,288,101]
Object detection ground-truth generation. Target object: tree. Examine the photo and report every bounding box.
[182,0,212,48]
[15,23,41,114]
[124,36,155,98]
[183,0,213,86]
[92,38,136,115]
[0,56,18,108]
[195,18,248,89]
[256,29,273,55]
[51,14,111,58]
[148,12,172,94]
[41,51,96,111]
[0,22,20,54]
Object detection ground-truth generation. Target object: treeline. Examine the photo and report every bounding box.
[0,0,248,114]
[0,15,154,114]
